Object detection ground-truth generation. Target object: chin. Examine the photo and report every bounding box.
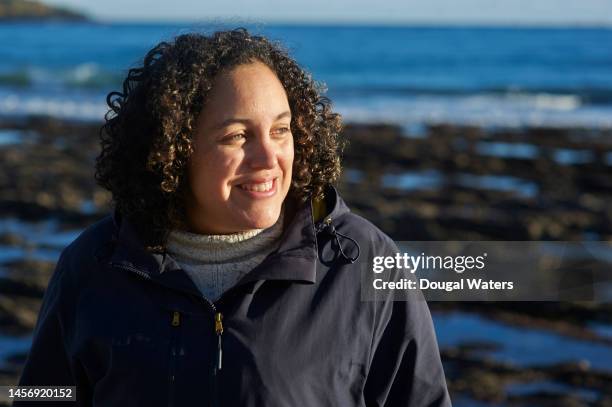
[244,211,281,230]
[249,217,277,230]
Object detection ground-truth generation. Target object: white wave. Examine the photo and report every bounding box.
[334,93,612,128]
[0,90,107,121]
[70,63,103,84]
[2,63,113,88]
[505,93,582,110]
[1,88,611,128]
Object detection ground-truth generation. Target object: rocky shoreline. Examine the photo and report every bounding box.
[1,115,611,406]
[0,0,88,21]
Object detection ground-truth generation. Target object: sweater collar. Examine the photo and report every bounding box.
[165,206,285,265]
[109,184,351,297]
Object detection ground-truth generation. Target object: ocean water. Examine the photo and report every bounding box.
[1,22,611,127]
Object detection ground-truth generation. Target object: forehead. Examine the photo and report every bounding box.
[202,62,290,119]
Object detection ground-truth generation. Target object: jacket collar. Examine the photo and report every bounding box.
[109,184,351,297]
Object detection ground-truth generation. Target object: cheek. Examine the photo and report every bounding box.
[281,139,295,175]
[189,150,239,197]
[188,159,211,199]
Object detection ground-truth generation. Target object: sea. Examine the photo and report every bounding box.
[1,22,612,128]
[1,22,612,405]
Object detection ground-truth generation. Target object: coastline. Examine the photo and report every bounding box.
[0,0,88,22]
[0,114,611,405]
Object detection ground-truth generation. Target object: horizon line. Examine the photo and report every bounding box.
[47,16,612,29]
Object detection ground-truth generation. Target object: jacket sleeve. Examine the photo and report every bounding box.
[363,243,451,407]
[14,248,91,406]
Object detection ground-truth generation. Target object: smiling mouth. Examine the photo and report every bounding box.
[238,178,276,192]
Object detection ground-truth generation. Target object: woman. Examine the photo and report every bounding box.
[16,28,450,406]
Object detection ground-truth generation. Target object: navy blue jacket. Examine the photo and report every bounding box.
[16,185,451,406]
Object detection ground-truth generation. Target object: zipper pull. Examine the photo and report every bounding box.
[171,311,181,327]
[316,216,333,233]
[214,312,223,370]
[214,312,223,335]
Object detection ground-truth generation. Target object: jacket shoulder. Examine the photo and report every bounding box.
[35,214,116,312]
[60,214,115,271]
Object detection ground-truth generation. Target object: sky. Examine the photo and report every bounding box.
[43,0,612,26]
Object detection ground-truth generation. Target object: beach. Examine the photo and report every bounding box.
[1,115,611,406]
[1,22,612,406]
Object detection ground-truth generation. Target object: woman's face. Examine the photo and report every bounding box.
[184,61,294,234]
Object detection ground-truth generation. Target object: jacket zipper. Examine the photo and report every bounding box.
[111,263,224,407]
[168,311,181,407]
[211,310,223,407]
[203,297,223,407]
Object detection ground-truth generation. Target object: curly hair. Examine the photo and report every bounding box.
[95,28,344,252]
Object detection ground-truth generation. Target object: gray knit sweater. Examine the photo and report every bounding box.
[166,208,285,301]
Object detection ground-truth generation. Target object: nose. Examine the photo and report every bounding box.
[247,133,276,170]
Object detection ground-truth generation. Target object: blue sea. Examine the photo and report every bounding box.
[1,22,612,405]
[1,22,612,127]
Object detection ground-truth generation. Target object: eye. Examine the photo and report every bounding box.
[273,127,291,135]
[224,133,246,143]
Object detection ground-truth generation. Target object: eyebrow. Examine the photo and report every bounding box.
[212,111,292,130]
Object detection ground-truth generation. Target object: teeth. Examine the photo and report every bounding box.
[240,180,274,192]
